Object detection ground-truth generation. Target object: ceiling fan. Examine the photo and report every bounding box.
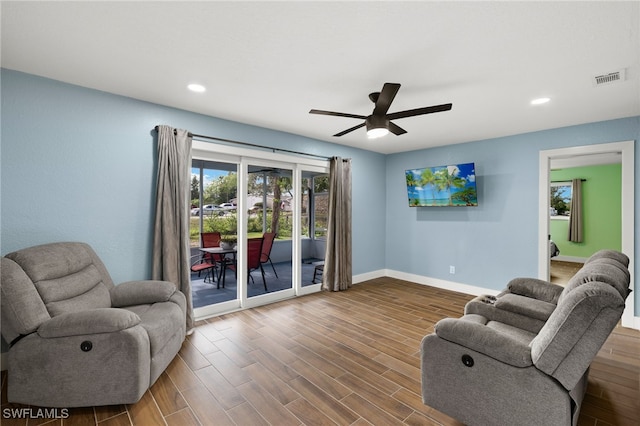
[309,82,452,139]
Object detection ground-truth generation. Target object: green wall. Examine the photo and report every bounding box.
[550,163,622,259]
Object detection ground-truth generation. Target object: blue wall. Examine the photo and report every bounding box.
[2,69,639,318]
[1,69,386,283]
[386,116,639,314]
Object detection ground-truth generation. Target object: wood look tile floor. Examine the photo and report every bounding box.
[2,277,639,425]
[550,259,585,285]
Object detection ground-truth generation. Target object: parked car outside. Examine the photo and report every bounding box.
[191,204,223,216]
[219,203,237,210]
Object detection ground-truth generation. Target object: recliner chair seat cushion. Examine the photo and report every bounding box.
[486,320,537,345]
[124,302,184,360]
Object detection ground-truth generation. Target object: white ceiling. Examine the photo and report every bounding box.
[2,1,639,154]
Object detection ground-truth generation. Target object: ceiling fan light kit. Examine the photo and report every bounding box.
[309,82,452,139]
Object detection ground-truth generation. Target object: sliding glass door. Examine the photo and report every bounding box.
[300,170,329,291]
[190,159,239,313]
[191,141,329,318]
[244,163,294,301]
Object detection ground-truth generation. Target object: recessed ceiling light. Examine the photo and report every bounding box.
[531,97,550,105]
[187,83,206,93]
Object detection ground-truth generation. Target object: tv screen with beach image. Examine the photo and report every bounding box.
[405,162,478,207]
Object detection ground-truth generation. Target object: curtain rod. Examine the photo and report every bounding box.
[154,126,332,161]
[551,179,587,182]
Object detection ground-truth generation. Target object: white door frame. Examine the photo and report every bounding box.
[538,140,635,329]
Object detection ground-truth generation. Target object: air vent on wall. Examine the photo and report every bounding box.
[593,69,626,86]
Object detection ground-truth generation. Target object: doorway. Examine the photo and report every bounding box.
[538,140,635,328]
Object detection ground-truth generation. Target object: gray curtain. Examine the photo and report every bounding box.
[568,178,583,243]
[323,157,352,291]
[152,125,194,331]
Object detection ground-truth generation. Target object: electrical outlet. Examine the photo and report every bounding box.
[449,265,455,274]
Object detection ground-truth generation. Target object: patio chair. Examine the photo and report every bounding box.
[190,254,217,284]
[201,231,222,257]
[229,238,267,291]
[201,231,225,280]
[260,232,278,277]
[313,262,324,283]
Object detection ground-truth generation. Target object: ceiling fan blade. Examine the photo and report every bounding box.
[387,103,452,120]
[388,122,407,136]
[309,109,367,120]
[334,122,366,137]
[373,83,401,116]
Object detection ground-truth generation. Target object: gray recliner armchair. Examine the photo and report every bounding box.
[464,249,631,334]
[421,250,631,426]
[1,242,187,408]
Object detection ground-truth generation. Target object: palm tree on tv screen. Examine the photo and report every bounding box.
[435,166,467,206]
[420,168,438,203]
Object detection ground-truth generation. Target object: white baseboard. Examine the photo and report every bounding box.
[384,269,500,297]
[355,268,502,296]
[553,255,588,263]
[354,269,497,297]
[353,269,387,284]
[625,314,640,330]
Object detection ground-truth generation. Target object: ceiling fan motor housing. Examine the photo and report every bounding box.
[366,115,389,132]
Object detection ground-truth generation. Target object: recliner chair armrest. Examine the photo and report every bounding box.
[494,294,556,322]
[110,280,177,307]
[37,308,141,338]
[465,297,547,333]
[506,277,563,304]
[434,318,533,367]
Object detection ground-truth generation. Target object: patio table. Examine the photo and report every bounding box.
[199,246,237,288]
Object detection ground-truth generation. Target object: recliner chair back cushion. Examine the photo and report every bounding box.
[585,249,629,268]
[531,282,627,389]
[0,258,51,343]
[4,242,115,317]
[584,258,631,286]
[558,261,630,304]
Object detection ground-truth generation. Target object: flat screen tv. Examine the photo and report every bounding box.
[406,162,478,207]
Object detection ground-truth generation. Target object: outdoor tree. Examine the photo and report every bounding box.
[550,185,570,215]
[190,176,200,204]
[314,176,329,193]
[270,175,292,236]
[205,173,237,205]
